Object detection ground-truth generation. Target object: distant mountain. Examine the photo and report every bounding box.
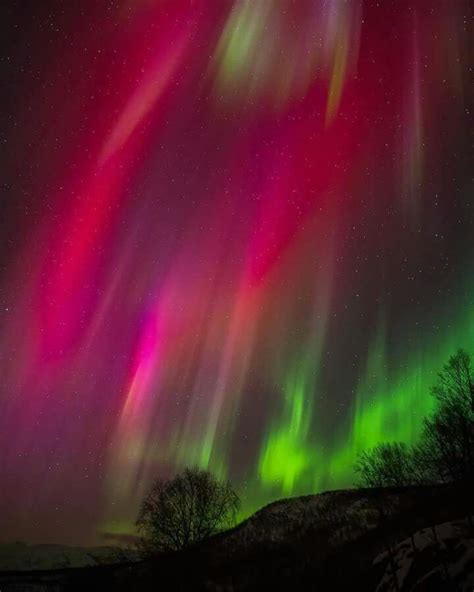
[0,542,141,571]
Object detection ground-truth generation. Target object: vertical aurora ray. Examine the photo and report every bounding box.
[213,0,361,111]
[400,15,424,223]
[0,0,471,543]
[37,16,194,363]
[258,235,335,495]
[258,360,316,495]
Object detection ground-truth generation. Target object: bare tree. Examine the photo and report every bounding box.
[418,350,474,484]
[354,442,415,489]
[432,349,474,412]
[137,468,240,552]
[416,350,474,527]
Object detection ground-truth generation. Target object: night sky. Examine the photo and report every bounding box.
[0,0,472,545]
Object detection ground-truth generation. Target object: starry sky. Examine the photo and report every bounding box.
[0,0,472,545]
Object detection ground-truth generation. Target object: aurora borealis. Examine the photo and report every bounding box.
[0,0,472,545]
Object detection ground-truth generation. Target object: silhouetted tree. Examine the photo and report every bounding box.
[416,349,474,526]
[137,468,240,552]
[354,442,416,489]
[418,350,474,483]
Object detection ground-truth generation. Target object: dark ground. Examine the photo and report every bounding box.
[1,484,473,591]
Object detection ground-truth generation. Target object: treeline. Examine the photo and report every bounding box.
[354,349,474,505]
